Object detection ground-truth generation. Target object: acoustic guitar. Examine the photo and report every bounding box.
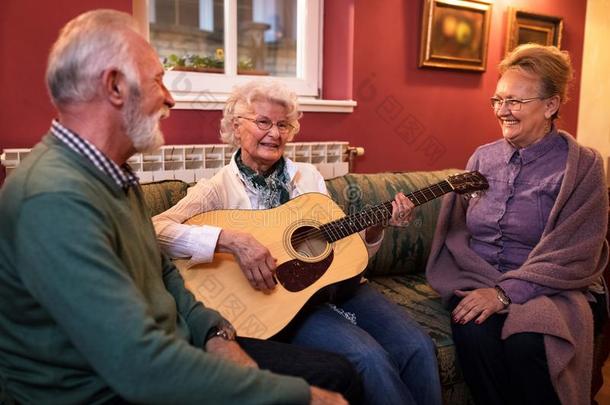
[174,171,488,339]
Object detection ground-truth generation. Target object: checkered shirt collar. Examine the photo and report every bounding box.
[50,120,139,191]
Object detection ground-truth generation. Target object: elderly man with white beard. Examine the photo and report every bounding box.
[0,9,361,405]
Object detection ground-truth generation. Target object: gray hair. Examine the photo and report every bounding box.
[220,80,302,146]
[46,9,141,106]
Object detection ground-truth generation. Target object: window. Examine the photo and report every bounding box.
[134,0,345,111]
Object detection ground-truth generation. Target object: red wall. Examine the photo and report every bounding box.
[0,0,131,184]
[341,0,586,172]
[0,0,587,184]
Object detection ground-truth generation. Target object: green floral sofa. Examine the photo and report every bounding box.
[141,169,471,405]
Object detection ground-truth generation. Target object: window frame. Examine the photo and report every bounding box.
[134,0,356,112]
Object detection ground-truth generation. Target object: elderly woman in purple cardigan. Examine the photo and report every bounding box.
[426,44,608,405]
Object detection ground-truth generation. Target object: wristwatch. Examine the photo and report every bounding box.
[205,320,237,343]
[495,286,511,307]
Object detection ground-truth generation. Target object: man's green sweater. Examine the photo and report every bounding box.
[0,135,309,404]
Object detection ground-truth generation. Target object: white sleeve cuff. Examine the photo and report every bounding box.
[186,225,222,268]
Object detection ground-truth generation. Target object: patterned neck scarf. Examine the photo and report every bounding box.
[235,148,291,208]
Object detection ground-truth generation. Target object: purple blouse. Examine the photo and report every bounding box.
[465,131,568,304]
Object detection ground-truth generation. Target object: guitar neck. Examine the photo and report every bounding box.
[320,180,454,243]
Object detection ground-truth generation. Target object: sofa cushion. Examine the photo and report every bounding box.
[141,180,190,217]
[324,170,459,277]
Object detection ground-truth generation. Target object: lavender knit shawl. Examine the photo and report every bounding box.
[426,131,609,405]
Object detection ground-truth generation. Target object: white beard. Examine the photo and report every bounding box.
[124,89,168,153]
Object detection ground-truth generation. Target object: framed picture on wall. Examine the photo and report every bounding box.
[419,0,492,72]
[505,8,563,55]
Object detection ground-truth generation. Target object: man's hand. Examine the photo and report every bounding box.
[310,386,348,405]
[205,337,258,368]
[217,229,277,293]
[452,288,505,325]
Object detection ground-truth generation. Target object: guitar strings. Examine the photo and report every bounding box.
[285,202,393,246]
[254,183,451,249]
[237,178,476,249]
[289,181,452,245]
[240,175,483,256]
[287,181,454,246]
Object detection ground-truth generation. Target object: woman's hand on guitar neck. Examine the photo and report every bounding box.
[365,192,415,243]
[217,229,278,293]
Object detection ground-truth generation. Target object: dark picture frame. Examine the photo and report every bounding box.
[505,8,563,55]
[419,0,492,72]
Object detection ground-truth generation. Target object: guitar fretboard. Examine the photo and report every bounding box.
[319,180,453,243]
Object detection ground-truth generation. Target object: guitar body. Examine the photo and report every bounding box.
[174,192,369,339]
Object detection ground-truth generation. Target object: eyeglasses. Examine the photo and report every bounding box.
[237,116,294,134]
[490,97,544,111]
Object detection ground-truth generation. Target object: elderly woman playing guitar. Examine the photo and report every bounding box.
[153,80,442,405]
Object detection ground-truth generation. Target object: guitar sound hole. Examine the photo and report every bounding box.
[290,226,327,258]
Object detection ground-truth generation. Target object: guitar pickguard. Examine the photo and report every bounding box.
[275,251,335,292]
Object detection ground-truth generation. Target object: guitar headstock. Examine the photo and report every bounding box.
[447,171,489,195]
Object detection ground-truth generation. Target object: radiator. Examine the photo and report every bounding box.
[1,142,360,182]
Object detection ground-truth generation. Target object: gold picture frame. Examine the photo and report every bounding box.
[505,8,563,55]
[419,0,492,72]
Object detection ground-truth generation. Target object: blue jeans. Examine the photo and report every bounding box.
[288,284,442,405]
